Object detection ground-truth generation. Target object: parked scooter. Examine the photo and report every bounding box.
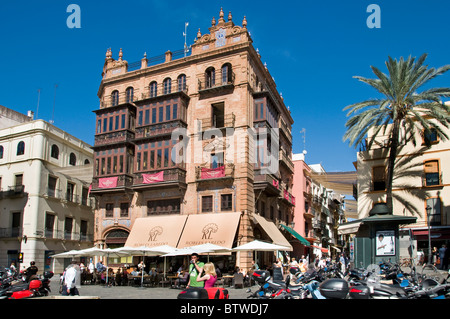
[0,271,54,299]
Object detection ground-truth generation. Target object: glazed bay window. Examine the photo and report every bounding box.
[135,139,177,172]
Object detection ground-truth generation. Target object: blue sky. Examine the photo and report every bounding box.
[1,1,450,172]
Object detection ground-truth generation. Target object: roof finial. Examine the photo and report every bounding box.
[228,11,232,22]
[211,16,216,26]
[219,7,225,23]
[118,48,123,61]
[242,16,247,28]
[197,28,202,39]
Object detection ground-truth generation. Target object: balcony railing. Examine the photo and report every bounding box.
[279,149,294,173]
[95,130,135,146]
[91,174,134,191]
[135,120,186,140]
[195,164,235,181]
[0,227,22,238]
[41,229,94,241]
[0,185,25,198]
[198,72,235,92]
[133,168,186,187]
[195,113,236,131]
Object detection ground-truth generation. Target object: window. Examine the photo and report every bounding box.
[424,160,440,186]
[51,144,59,159]
[66,182,75,202]
[120,202,129,218]
[81,187,89,206]
[149,81,158,98]
[173,104,178,119]
[64,217,73,240]
[211,153,223,169]
[15,174,23,187]
[45,213,55,238]
[126,87,134,103]
[426,198,442,226]
[17,141,25,156]
[69,153,77,166]
[424,128,438,146]
[202,196,213,212]
[212,103,224,128]
[372,166,386,191]
[205,67,215,88]
[80,220,88,241]
[163,78,172,94]
[111,90,119,106]
[177,74,186,91]
[221,63,232,84]
[11,212,21,237]
[221,194,232,211]
[147,198,181,215]
[105,203,114,218]
[48,176,57,197]
[0,145,3,159]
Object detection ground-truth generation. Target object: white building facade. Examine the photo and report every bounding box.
[0,109,94,274]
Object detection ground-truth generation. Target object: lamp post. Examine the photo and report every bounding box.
[426,205,432,265]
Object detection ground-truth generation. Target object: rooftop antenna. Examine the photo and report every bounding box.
[300,128,306,151]
[50,84,58,124]
[183,22,190,57]
[36,88,41,119]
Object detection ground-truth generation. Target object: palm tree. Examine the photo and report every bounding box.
[343,54,450,212]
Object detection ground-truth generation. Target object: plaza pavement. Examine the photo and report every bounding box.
[47,275,255,299]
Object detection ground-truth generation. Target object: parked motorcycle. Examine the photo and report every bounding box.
[0,271,54,299]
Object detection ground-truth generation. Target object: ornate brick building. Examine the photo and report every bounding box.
[90,9,295,269]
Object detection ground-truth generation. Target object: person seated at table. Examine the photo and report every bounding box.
[196,262,217,288]
[173,270,189,288]
[115,268,122,286]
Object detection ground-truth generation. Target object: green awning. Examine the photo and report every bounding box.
[280,224,310,246]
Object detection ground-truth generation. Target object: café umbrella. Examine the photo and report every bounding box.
[232,240,291,266]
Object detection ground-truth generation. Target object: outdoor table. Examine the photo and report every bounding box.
[167,275,178,287]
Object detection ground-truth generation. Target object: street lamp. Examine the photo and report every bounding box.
[426,205,432,265]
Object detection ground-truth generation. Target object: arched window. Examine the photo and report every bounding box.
[84,159,90,165]
[163,78,172,94]
[149,81,157,98]
[205,67,215,88]
[111,90,119,106]
[221,63,233,84]
[0,146,3,159]
[126,87,134,103]
[177,74,186,92]
[51,144,59,159]
[17,141,25,156]
[69,152,76,166]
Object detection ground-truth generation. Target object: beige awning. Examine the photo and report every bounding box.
[125,215,188,248]
[177,212,241,249]
[252,214,293,251]
[337,221,362,235]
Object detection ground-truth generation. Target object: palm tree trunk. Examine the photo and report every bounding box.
[385,120,400,213]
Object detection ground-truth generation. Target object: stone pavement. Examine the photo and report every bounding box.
[47,275,254,299]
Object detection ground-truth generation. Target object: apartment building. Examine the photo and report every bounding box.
[0,106,94,273]
[356,120,450,261]
[90,9,295,268]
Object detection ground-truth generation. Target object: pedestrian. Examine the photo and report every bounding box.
[196,262,217,288]
[62,261,80,296]
[274,258,283,276]
[439,245,448,270]
[251,260,259,271]
[431,247,438,266]
[289,257,299,274]
[96,260,106,273]
[187,253,204,288]
[88,260,95,274]
[25,261,38,282]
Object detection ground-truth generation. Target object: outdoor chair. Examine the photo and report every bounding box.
[233,273,244,289]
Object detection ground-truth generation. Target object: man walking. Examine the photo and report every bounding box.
[439,244,448,270]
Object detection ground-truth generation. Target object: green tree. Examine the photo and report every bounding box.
[343,54,450,212]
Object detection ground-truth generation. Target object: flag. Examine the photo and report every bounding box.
[142,171,164,184]
[98,177,118,188]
